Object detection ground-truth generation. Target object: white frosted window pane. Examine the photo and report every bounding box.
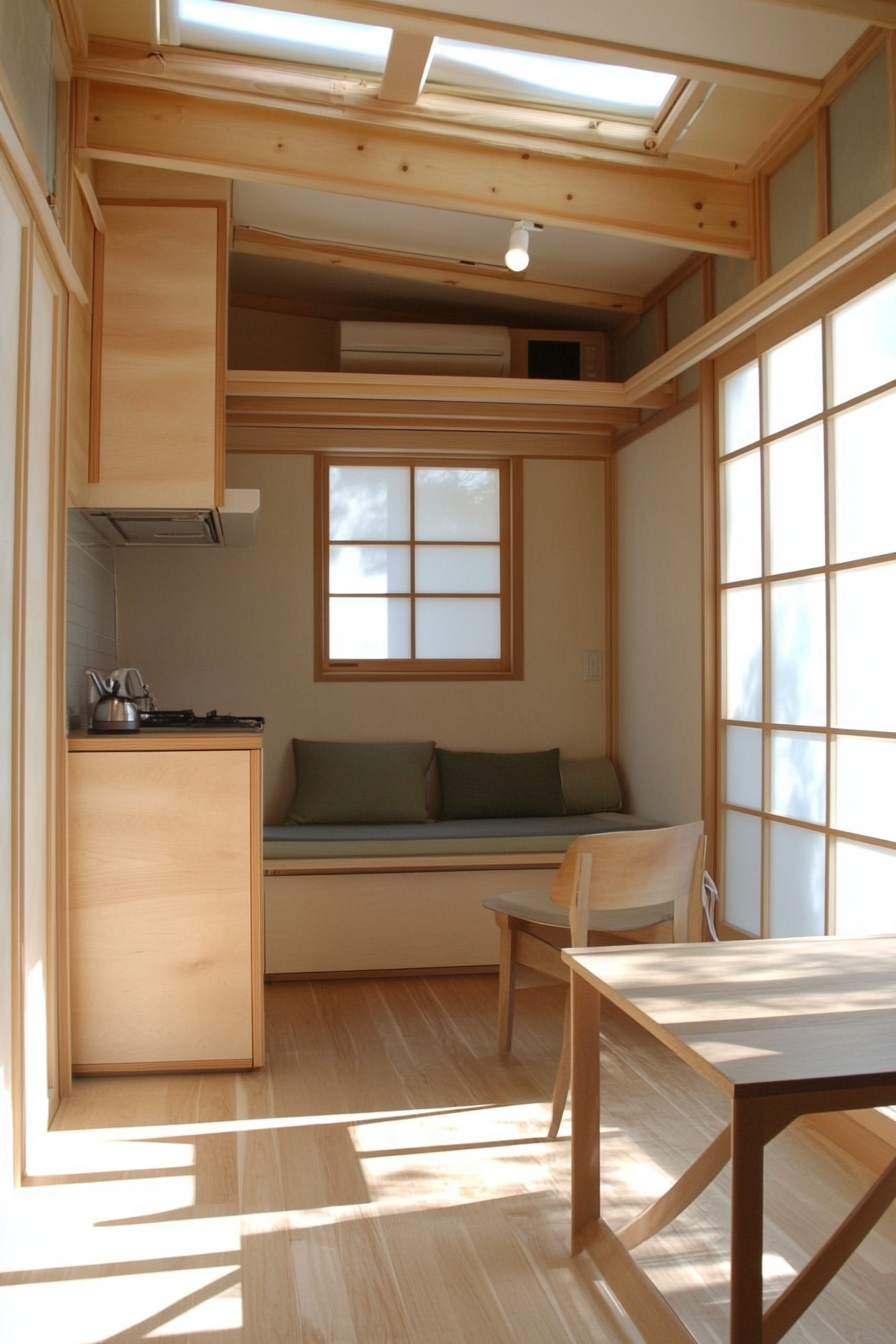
[767,425,825,574]
[415,467,499,541]
[329,466,410,541]
[770,577,826,726]
[831,273,896,404]
[329,546,410,593]
[329,597,410,658]
[721,452,761,583]
[834,563,896,731]
[415,598,500,658]
[726,726,762,810]
[768,822,826,937]
[834,735,896,842]
[832,390,896,563]
[829,49,891,234]
[724,586,762,721]
[771,731,826,823]
[724,810,761,935]
[416,545,500,593]
[721,362,759,455]
[833,839,896,936]
[765,324,823,435]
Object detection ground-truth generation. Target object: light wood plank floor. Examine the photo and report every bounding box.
[3,975,895,1343]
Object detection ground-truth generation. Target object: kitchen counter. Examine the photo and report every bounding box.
[67,730,264,1073]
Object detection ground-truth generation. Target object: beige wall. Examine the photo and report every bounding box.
[616,406,703,824]
[115,453,608,822]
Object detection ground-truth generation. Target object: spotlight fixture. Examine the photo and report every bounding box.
[504,219,542,272]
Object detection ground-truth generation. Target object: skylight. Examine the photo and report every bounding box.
[179,0,391,74]
[426,39,678,122]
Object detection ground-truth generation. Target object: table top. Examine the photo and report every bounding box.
[563,936,896,1099]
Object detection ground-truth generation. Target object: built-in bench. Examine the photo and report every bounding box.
[263,742,658,979]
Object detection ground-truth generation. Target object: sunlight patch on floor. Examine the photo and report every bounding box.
[0,1267,239,1344]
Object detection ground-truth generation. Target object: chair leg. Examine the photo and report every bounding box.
[548,991,571,1139]
[496,917,517,1055]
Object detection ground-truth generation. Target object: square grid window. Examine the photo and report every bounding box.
[718,272,896,938]
[316,456,522,680]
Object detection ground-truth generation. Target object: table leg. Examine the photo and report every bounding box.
[570,973,602,1253]
[729,1096,766,1344]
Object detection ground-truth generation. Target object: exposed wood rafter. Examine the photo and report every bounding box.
[379,31,436,104]
[80,81,753,256]
[232,225,643,314]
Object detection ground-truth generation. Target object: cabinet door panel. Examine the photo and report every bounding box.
[94,203,222,501]
[69,749,252,1068]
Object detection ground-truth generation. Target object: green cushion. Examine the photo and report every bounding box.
[436,747,566,820]
[285,740,434,824]
[560,758,622,813]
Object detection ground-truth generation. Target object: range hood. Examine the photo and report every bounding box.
[82,489,260,547]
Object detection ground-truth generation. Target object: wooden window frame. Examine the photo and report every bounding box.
[713,246,896,941]
[314,453,523,682]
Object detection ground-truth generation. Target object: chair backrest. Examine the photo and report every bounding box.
[549,822,706,945]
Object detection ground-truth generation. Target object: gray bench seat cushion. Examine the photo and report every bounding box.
[263,812,659,861]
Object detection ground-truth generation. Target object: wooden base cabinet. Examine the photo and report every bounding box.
[68,734,264,1073]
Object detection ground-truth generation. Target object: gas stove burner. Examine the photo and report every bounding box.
[139,709,264,731]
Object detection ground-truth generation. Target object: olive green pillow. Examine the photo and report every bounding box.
[436,747,566,820]
[560,758,623,813]
[285,740,435,824]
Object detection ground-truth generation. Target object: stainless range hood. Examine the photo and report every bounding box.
[82,489,260,547]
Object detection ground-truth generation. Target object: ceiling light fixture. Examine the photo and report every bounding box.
[505,219,541,272]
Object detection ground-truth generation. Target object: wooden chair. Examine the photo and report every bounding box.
[483,822,706,1138]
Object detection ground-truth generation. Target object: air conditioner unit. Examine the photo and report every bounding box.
[339,322,512,376]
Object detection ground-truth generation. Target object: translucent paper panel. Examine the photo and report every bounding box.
[180,1,391,71]
[427,39,676,120]
[833,839,896,936]
[725,726,762,810]
[767,425,825,574]
[720,362,759,455]
[764,324,823,435]
[415,598,501,659]
[834,735,896,842]
[829,49,891,234]
[713,256,755,317]
[770,577,826,726]
[771,731,826,823]
[415,468,499,541]
[834,563,896,731]
[618,307,659,382]
[832,390,896,563]
[768,138,816,276]
[724,586,762,721]
[329,546,410,594]
[830,273,896,405]
[329,466,409,541]
[721,451,761,583]
[768,822,826,937]
[329,597,410,659]
[724,810,761,935]
[416,546,500,594]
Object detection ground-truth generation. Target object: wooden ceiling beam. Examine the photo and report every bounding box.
[379,31,436,104]
[81,81,753,256]
[232,225,643,315]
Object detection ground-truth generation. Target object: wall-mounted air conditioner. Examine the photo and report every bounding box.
[339,323,512,376]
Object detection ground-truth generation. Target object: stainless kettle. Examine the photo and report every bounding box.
[86,671,141,734]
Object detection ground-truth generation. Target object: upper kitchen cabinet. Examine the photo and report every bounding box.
[77,171,229,510]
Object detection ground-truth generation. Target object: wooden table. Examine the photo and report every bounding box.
[563,936,896,1344]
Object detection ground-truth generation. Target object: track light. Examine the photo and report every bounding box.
[505,219,540,272]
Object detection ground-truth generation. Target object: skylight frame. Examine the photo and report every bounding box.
[178,0,392,77]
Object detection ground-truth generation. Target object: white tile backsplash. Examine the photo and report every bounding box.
[66,511,116,728]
